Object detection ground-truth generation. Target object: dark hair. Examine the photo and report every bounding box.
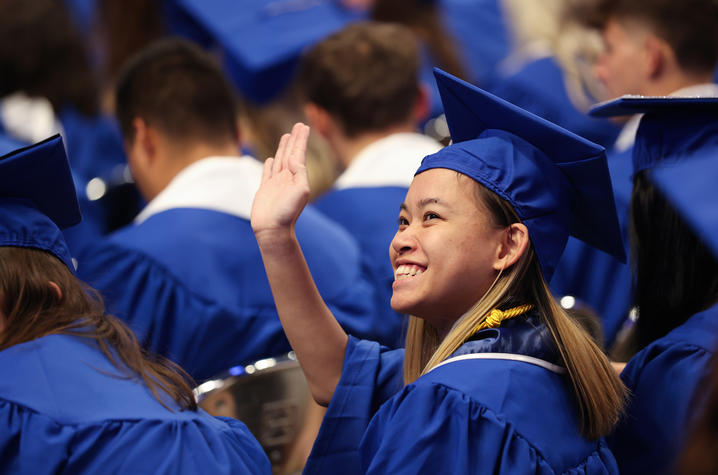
[0,247,197,411]
[115,37,239,148]
[630,171,718,350]
[0,0,99,116]
[570,0,718,73]
[299,21,421,137]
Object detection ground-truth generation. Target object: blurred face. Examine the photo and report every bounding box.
[595,17,651,98]
[390,169,505,334]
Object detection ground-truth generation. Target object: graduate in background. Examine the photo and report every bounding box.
[648,147,718,475]
[301,22,443,347]
[590,97,718,475]
[551,0,718,347]
[76,38,389,382]
[0,136,270,474]
[250,70,626,473]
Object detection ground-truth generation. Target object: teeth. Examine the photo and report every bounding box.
[394,264,425,280]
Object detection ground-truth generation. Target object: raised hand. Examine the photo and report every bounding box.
[251,123,311,239]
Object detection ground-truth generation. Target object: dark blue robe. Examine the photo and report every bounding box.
[0,333,271,474]
[610,303,718,474]
[305,313,619,474]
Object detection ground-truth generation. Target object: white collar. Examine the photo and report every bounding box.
[135,156,263,224]
[613,83,718,152]
[334,132,442,190]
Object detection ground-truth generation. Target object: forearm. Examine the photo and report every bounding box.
[256,228,348,406]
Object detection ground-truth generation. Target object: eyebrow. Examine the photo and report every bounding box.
[399,198,443,212]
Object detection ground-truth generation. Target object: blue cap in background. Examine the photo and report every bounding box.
[591,96,718,175]
[0,135,81,270]
[650,146,718,259]
[416,69,625,281]
[172,0,364,103]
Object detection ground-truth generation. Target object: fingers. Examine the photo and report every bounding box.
[288,123,310,173]
[261,157,274,183]
[273,133,291,175]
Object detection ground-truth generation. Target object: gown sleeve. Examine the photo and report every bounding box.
[359,382,617,475]
[303,336,405,474]
[610,342,714,475]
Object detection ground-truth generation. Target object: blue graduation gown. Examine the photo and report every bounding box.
[305,313,618,474]
[609,303,718,474]
[77,157,385,381]
[0,333,271,474]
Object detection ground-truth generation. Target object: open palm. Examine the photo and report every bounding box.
[251,123,311,237]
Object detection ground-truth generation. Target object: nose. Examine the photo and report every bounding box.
[390,227,416,257]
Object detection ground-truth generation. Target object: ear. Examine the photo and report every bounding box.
[412,84,431,125]
[493,223,530,271]
[304,103,332,139]
[127,117,159,170]
[643,34,667,79]
[48,281,63,302]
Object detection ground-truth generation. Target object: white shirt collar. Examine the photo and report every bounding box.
[334,132,442,190]
[613,83,718,152]
[134,156,263,224]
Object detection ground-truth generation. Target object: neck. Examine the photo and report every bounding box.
[145,140,240,201]
[329,122,417,170]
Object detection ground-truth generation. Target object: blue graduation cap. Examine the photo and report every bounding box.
[590,96,718,175]
[172,0,364,104]
[649,147,718,259]
[416,69,626,281]
[0,135,81,270]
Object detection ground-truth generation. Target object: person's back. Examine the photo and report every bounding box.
[300,23,442,336]
[76,38,388,382]
[0,135,270,474]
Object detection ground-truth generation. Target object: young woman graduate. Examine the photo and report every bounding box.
[250,69,627,474]
[0,136,271,474]
[589,97,718,475]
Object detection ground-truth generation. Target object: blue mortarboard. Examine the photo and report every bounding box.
[590,96,718,175]
[649,147,718,259]
[172,0,364,103]
[416,69,626,281]
[0,135,81,270]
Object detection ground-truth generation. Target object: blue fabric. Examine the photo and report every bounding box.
[0,333,271,474]
[609,303,718,475]
[490,57,620,149]
[551,146,634,345]
[650,146,718,258]
[77,206,390,381]
[172,0,363,103]
[632,110,718,175]
[306,313,618,474]
[421,69,625,282]
[314,186,409,347]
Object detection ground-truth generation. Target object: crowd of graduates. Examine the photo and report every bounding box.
[1,0,718,473]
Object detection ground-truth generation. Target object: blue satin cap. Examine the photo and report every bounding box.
[0,135,81,270]
[172,0,363,104]
[650,146,718,259]
[591,96,718,175]
[416,69,626,281]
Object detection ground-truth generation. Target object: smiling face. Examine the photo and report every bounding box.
[390,169,506,334]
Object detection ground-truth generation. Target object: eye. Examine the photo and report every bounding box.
[423,212,441,221]
[398,216,409,227]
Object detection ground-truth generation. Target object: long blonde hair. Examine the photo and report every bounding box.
[403,180,626,440]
